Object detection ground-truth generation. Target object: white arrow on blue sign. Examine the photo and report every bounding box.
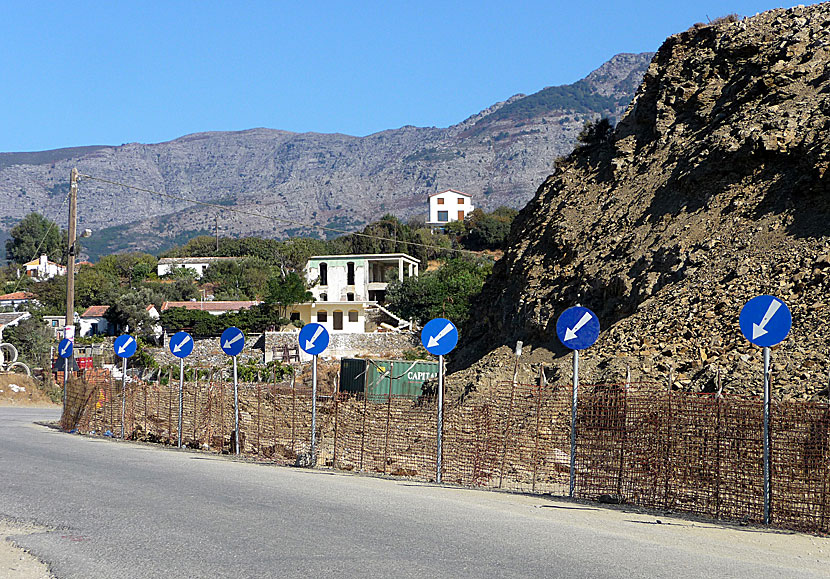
[169,331,194,358]
[221,326,245,356]
[299,323,329,355]
[421,318,459,356]
[114,334,138,358]
[58,338,73,359]
[556,306,600,350]
[739,295,791,348]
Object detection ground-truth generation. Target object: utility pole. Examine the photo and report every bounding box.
[65,168,78,330]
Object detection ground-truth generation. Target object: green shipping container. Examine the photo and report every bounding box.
[339,358,439,400]
[366,359,439,400]
[339,358,368,394]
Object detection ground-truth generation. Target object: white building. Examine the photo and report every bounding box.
[296,253,420,333]
[0,291,36,311]
[160,300,260,316]
[157,257,238,279]
[79,306,116,337]
[426,189,474,226]
[24,255,66,281]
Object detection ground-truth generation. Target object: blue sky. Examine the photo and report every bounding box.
[0,1,803,152]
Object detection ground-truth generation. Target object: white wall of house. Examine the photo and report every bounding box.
[287,302,367,333]
[79,316,114,337]
[427,190,474,225]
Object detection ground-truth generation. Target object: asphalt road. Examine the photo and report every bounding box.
[2,407,830,578]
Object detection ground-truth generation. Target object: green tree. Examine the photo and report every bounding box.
[74,265,120,308]
[5,213,66,265]
[264,272,313,321]
[97,253,158,287]
[104,288,163,338]
[385,257,493,329]
[5,315,54,369]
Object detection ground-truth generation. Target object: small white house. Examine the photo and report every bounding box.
[426,189,474,226]
[0,291,36,311]
[24,255,66,281]
[157,257,238,279]
[79,306,116,337]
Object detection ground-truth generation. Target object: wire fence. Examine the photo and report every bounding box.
[60,370,830,534]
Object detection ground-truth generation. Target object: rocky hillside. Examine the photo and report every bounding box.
[0,53,652,258]
[457,4,830,401]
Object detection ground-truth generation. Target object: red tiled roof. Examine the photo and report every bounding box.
[81,305,110,317]
[161,301,260,312]
[0,291,34,300]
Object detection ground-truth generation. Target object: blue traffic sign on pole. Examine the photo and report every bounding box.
[740,295,791,348]
[556,306,600,350]
[221,327,245,356]
[169,331,194,358]
[114,334,138,358]
[299,323,329,355]
[421,318,458,356]
[58,338,73,359]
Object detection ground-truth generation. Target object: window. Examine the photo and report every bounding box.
[317,311,327,323]
[347,262,355,285]
[437,198,444,205]
[321,293,328,302]
[319,263,328,286]
[290,312,300,322]
[348,310,359,323]
[458,197,464,204]
[458,210,465,220]
[333,310,343,331]
[437,211,448,222]
[347,292,354,302]
[51,320,58,327]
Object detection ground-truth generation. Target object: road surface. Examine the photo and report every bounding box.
[2,407,829,578]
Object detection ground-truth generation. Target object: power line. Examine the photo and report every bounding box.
[78,173,480,257]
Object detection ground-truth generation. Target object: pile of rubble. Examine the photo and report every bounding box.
[455,4,830,400]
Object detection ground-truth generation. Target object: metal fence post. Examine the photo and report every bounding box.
[763,346,771,525]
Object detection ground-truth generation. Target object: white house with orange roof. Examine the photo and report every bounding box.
[0,291,36,311]
[426,189,474,226]
[24,255,66,281]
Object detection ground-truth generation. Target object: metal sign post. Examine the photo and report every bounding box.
[233,355,239,454]
[311,354,318,463]
[556,306,600,499]
[421,317,459,485]
[739,295,791,526]
[58,338,73,419]
[437,354,444,483]
[221,327,246,456]
[570,349,579,498]
[113,334,137,440]
[169,331,194,450]
[298,323,330,467]
[763,346,771,524]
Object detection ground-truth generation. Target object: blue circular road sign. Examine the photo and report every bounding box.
[169,331,194,358]
[556,306,600,350]
[299,323,329,356]
[58,338,73,359]
[421,318,459,356]
[740,295,791,348]
[113,334,138,358]
[221,326,245,357]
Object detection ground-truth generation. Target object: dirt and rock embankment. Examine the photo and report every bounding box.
[454,4,830,400]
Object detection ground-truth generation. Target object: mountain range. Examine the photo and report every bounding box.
[1,52,653,259]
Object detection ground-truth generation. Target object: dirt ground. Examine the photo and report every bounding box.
[0,521,53,579]
[0,376,58,409]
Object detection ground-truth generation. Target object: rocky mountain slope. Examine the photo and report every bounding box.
[0,53,652,258]
[457,4,830,400]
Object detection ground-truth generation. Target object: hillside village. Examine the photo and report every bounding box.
[0,189,510,377]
